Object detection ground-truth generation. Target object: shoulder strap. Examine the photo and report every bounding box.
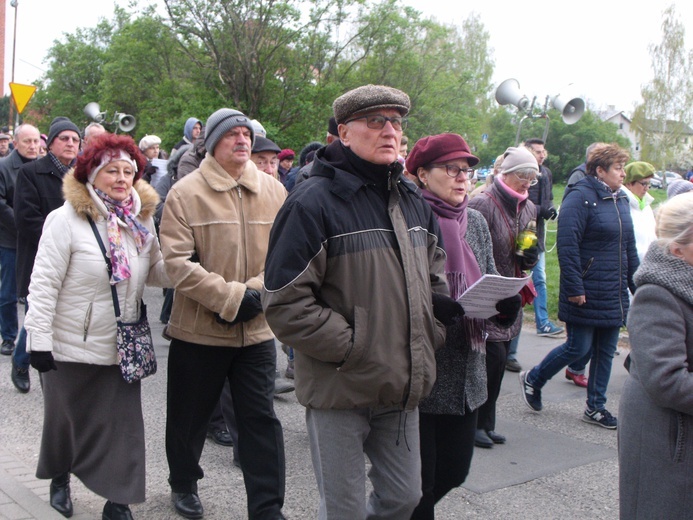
[87,216,121,318]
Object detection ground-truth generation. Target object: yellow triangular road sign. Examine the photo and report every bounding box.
[10,82,37,114]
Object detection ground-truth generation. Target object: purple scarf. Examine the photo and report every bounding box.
[422,189,482,299]
[422,189,486,352]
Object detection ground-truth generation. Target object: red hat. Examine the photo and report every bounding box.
[406,133,479,175]
[277,149,295,161]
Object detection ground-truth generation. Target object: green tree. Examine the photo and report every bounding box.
[632,5,693,171]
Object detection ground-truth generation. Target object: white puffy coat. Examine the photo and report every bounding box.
[25,172,169,365]
[622,186,657,262]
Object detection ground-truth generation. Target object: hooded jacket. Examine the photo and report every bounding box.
[263,142,448,412]
[557,176,638,326]
[24,173,169,364]
[160,154,287,347]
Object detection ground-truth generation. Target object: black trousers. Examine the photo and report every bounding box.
[411,410,478,520]
[208,379,240,461]
[166,339,285,519]
[477,340,509,432]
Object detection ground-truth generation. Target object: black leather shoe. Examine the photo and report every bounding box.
[474,429,494,449]
[11,360,30,393]
[486,430,506,444]
[103,501,133,520]
[1,339,14,355]
[50,473,73,518]
[206,428,233,447]
[172,492,203,519]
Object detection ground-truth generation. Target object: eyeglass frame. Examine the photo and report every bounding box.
[430,163,475,179]
[510,171,539,186]
[56,134,81,144]
[634,180,651,189]
[343,114,408,131]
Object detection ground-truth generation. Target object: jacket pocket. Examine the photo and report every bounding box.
[82,303,93,341]
[581,257,595,278]
[338,305,369,372]
[670,411,686,463]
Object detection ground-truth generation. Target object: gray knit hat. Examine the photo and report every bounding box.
[667,179,693,199]
[47,117,81,148]
[333,85,410,124]
[205,108,255,156]
[500,147,539,175]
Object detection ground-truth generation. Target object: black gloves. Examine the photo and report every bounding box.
[431,293,465,327]
[518,245,539,269]
[216,289,263,326]
[493,294,522,327]
[30,351,57,373]
[545,207,558,221]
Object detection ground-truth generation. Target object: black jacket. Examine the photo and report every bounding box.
[527,164,554,251]
[14,154,67,297]
[0,150,30,249]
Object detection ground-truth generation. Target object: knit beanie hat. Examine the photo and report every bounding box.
[333,85,410,124]
[139,135,161,151]
[667,179,693,199]
[328,117,339,136]
[500,147,539,175]
[205,109,255,156]
[624,161,655,184]
[47,117,81,148]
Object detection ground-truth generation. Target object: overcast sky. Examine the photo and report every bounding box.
[3,0,691,115]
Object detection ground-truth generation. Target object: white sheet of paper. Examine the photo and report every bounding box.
[458,274,530,319]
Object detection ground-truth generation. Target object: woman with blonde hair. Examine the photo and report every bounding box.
[619,192,693,519]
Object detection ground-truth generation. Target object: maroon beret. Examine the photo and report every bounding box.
[277,149,295,161]
[405,133,479,175]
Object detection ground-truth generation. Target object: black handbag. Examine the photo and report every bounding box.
[88,217,157,383]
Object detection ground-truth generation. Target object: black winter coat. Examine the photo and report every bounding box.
[557,176,638,327]
[14,155,66,297]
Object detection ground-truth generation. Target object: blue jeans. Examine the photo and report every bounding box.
[506,333,520,362]
[0,247,18,342]
[531,251,548,329]
[527,323,619,411]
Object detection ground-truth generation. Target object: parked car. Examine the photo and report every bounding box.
[651,171,682,189]
[476,167,491,183]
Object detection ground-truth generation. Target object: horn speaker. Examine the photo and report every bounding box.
[495,79,529,110]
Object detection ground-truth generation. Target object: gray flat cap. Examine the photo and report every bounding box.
[333,85,410,124]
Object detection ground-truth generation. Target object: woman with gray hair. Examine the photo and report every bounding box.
[619,192,693,519]
[469,146,539,447]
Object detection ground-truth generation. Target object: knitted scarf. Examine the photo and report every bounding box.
[421,189,485,352]
[94,188,151,284]
[634,241,693,306]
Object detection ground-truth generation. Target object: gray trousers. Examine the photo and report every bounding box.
[306,406,421,520]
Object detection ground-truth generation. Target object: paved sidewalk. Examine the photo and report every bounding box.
[0,290,627,519]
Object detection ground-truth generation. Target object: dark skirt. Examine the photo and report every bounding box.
[36,361,146,504]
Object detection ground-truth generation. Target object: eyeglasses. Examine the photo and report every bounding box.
[432,164,475,179]
[344,115,407,131]
[511,172,539,186]
[57,135,81,143]
[635,181,651,189]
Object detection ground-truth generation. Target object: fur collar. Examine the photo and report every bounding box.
[62,170,160,221]
[198,154,262,194]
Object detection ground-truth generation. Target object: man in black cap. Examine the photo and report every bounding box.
[250,135,282,180]
[263,85,458,518]
[160,108,287,520]
[13,118,81,394]
[0,132,11,158]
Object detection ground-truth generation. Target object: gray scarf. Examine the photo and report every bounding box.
[634,241,693,306]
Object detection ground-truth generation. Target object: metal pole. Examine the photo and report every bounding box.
[9,1,18,129]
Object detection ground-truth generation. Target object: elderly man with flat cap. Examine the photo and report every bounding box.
[263,85,459,518]
[160,108,287,520]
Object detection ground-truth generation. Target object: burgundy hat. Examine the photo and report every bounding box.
[406,133,479,175]
[277,149,295,161]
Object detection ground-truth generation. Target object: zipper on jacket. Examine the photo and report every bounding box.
[83,303,93,341]
[613,197,625,321]
[237,184,247,345]
[581,257,594,277]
